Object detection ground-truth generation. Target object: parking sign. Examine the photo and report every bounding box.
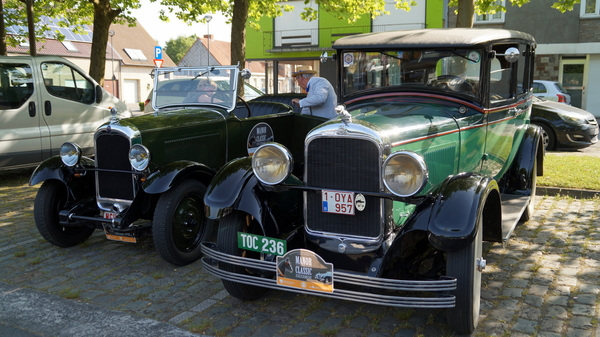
[154,46,162,60]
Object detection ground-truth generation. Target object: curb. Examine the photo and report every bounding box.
[537,186,600,198]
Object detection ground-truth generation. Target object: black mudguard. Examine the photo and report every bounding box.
[204,157,302,238]
[29,156,96,201]
[427,172,501,252]
[29,156,95,187]
[142,160,215,194]
[505,124,544,193]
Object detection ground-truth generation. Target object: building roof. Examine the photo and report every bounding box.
[178,35,265,74]
[107,21,176,67]
[7,20,176,67]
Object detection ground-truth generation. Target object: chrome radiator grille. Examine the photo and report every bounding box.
[305,137,382,238]
[95,133,135,201]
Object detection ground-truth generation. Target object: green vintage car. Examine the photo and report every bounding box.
[201,29,544,334]
[29,65,325,266]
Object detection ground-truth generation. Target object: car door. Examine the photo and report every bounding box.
[0,59,47,169]
[483,43,531,179]
[36,60,110,157]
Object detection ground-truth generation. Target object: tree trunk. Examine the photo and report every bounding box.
[22,0,37,55]
[0,0,6,55]
[88,0,121,86]
[231,0,249,94]
[456,0,475,28]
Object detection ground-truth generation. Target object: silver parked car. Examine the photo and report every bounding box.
[533,80,571,104]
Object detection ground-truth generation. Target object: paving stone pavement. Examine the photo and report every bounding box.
[0,169,599,337]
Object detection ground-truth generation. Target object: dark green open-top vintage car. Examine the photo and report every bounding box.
[201,29,544,334]
[29,65,325,266]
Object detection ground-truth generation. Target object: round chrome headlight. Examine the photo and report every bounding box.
[129,144,150,171]
[59,142,82,167]
[382,151,428,197]
[252,143,293,185]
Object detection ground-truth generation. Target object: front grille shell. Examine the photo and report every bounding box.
[94,122,140,212]
[303,122,388,254]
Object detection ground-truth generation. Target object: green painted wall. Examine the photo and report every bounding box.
[426,0,445,28]
[246,0,446,60]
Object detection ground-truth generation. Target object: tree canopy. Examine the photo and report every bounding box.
[165,34,197,64]
[0,0,582,85]
[1,0,140,84]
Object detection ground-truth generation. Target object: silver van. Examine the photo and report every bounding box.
[0,55,131,170]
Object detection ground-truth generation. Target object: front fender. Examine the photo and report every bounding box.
[512,124,544,191]
[428,173,501,252]
[143,160,215,194]
[29,156,95,186]
[204,157,255,219]
[204,157,302,238]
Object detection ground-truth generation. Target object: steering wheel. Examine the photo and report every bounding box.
[237,95,252,117]
[430,75,475,93]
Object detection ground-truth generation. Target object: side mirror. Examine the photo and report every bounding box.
[320,52,336,64]
[95,85,103,103]
[496,47,521,63]
[240,68,252,80]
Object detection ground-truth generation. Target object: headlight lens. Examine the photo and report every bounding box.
[252,143,293,185]
[129,144,150,171]
[559,113,586,126]
[59,142,82,167]
[383,151,428,197]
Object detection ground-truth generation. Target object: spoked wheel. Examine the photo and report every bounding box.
[34,180,95,247]
[153,179,208,266]
[446,216,484,335]
[217,211,268,300]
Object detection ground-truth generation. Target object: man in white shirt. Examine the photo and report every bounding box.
[291,66,337,119]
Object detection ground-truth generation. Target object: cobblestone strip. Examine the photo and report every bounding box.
[0,173,599,336]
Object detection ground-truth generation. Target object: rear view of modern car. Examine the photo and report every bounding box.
[533,80,571,104]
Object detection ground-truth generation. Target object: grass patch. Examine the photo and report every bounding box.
[14,249,26,258]
[187,320,212,334]
[60,289,80,299]
[151,272,164,279]
[539,155,600,190]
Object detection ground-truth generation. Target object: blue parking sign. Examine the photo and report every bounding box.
[154,46,163,60]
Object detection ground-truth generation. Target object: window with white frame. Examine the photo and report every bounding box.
[475,0,505,23]
[581,0,600,16]
[274,1,319,48]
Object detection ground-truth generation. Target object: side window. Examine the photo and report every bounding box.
[489,44,519,102]
[0,64,34,109]
[41,62,95,104]
[532,82,545,93]
[515,44,528,96]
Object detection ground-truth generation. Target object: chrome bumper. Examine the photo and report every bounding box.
[200,242,457,308]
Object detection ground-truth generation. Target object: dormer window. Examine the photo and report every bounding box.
[124,48,148,61]
[62,41,79,52]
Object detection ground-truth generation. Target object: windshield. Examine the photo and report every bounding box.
[151,66,240,111]
[341,49,484,99]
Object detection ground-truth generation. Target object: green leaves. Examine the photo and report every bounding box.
[165,34,197,64]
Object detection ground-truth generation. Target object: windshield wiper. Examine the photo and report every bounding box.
[192,67,215,81]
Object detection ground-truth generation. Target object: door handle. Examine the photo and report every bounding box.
[28,101,36,117]
[44,100,52,116]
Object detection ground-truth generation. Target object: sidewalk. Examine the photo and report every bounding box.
[0,282,200,337]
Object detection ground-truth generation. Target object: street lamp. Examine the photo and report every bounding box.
[109,30,116,82]
[203,15,213,66]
